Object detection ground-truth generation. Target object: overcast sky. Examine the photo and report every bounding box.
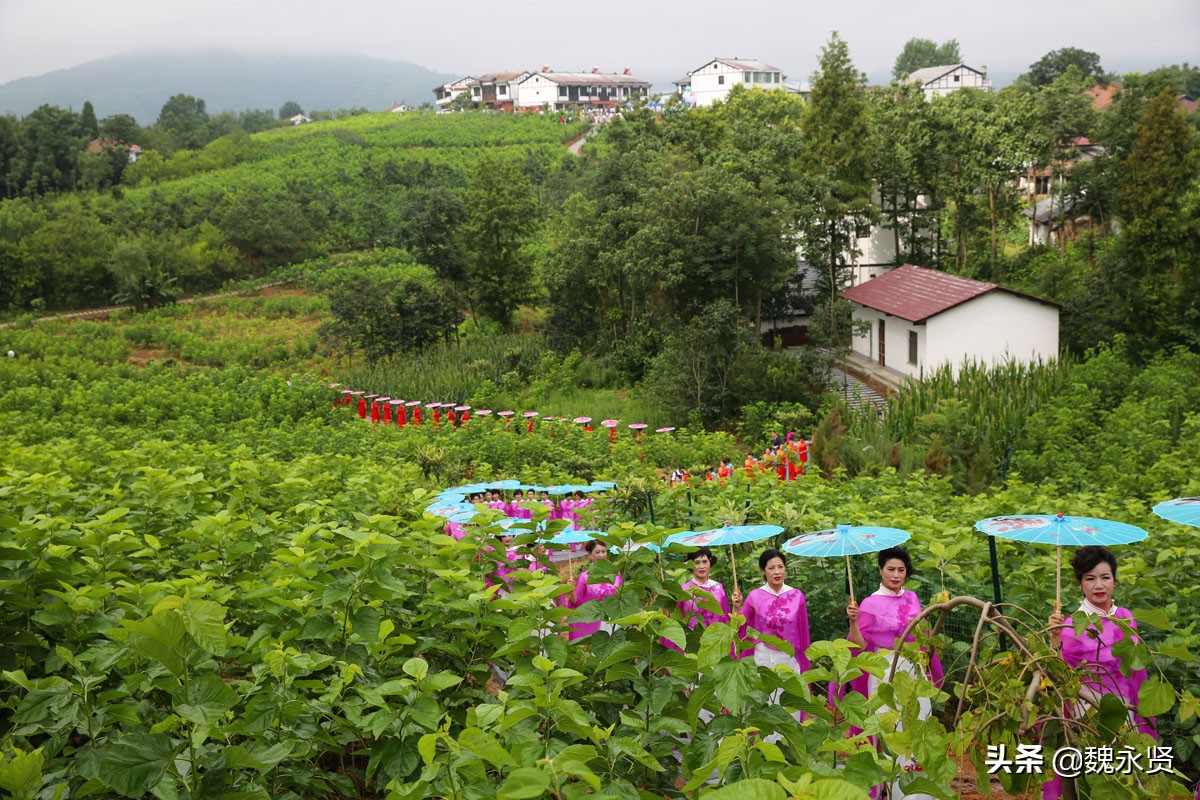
[1,0,1197,86]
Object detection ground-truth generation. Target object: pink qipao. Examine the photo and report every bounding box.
[737,586,811,671]
[848,589,944,698]
[1044,606,1156,800]
[570,568,623,640]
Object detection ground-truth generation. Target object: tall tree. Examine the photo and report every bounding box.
[1020,48,1110,87]
[459,156,540,328]
[100,114,142,144]
[155,94,210,151]
[893,38,963,80]
[1117,86,1199,353]
[279,101,304,119]
[800,32,875,343]
[80,101,99,140]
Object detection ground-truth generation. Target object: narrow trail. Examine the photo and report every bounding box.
[0,279,295,331]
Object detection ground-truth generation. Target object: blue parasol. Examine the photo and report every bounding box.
[1152,497,1200,528]
[425,502,475,519]
[672,525,784,596]
[975,513,1148,612]
[782,524,911,602]
[491,479,524,491]
[543,528,601,545]
[589,481,617,491]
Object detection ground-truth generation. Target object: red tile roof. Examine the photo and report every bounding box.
[840,264,1055,322]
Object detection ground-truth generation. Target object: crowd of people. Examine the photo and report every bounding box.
[668,430,810,487]
[476,532,1155,799]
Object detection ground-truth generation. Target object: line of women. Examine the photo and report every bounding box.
[488,532,1159,799]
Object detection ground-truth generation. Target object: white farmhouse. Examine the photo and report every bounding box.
[906,64,992,101]
[840,264,1059,378]
[433,77,476,108]
[516,67,651,110]
[685,58,785,107]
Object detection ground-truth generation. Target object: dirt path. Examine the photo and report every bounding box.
[0,279,295,330]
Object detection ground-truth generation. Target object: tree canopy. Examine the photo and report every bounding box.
[893,37,963,80]
[1020,47,1111,87]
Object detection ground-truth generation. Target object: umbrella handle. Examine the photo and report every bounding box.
[730,544,739,598]
[1055,545,1061,615]
[846,554,856,604]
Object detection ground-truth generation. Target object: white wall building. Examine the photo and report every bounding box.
[840,264,1059,378]
[906,64,992,101]
[433,77,476,108]
[516,68,650,110]
[684,58,785,107]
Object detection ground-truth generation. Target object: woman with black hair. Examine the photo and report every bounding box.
[845,546,944,693]
[1043,545,1155,800]
[570,539,622,641]
[736,548,810,674]
[678,546,732,629]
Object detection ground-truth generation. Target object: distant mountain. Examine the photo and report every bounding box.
[0,50,458,124]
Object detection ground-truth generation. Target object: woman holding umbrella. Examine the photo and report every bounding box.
[1044,546,1155,800]
[845,546,944,690]
[679,547,733,629]
[735,548,810,677]
[571,539,623,641]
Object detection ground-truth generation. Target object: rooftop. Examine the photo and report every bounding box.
[840,264,1055,322]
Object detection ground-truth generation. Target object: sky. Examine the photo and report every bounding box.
[1,0,1197,87]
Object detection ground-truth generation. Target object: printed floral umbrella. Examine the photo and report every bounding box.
[573,416,592,424]
[1152,497,1200,528]
[975,513,1148,612]
[656,427,676,433]
[476,409,492,416]
[782,524,912,603]
[671,525,785,596]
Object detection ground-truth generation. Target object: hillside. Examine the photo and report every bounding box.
[0,49,457,123]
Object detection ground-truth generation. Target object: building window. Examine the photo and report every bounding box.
[908,331,918,365]
[499,85,508,96]
[718,75,725,85]
[953,74,960,82]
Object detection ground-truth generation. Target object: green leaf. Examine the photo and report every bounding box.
[1138,678,1175,717]
[613,736,663,772]
[123,611,192,677]
[458,727,516,769]
[175,676,238,725]
[698,622,735,670]
[351,606,381,643]
[98,733,176,798]
[422,672,463,692]
[1131,607,1171,630]
[180,600,228,656]
[712,657,757,714]
[698,777,786,799]
[498,767,551,799]
[417,733,440,767]
[402,658,429,682]
[0,747,44,800]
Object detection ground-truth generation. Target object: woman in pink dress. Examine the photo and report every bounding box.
[844,547,944,799]
[571,539,622,641]
[1044,546,1156,800]
[679,546,733,630]
[845,547,944,696]
[736,548,810,674]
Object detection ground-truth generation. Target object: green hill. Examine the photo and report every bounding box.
[0,49,457,124]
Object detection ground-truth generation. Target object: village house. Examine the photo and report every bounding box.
[516,67,650,110]
[467,71,531,110]
[906,64,992,101]
[840,264,1059,379]
[433,77,476,109]
[682,58,786,107]
[85,138,142,163]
